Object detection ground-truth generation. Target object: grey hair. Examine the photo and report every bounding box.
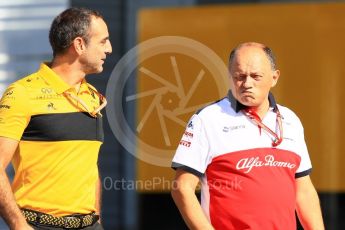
[49,7,103,57]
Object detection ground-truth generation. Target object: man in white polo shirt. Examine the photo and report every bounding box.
[171,42,324,230]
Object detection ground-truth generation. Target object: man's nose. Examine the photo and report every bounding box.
[242,76,253,88]
[106,40,112,54]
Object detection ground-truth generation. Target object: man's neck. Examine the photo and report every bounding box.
[50,57,85,88]
[248,99,270,120]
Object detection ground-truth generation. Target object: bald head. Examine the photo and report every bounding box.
[228,42,280,113]
[229,42,276,71]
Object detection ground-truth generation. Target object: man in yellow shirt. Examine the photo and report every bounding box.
[0,7,112,230]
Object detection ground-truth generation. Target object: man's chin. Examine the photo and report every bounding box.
[96,67,103,73]
[89,66,103,75]
[239,96,256,106]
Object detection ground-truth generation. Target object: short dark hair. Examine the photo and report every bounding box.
[49,7,103,57]
[229,42,277,70]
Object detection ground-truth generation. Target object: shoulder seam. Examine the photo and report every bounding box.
[195,97,225,115]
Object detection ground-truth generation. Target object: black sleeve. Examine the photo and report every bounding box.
[295,168,312,178]
[171,162,204,177]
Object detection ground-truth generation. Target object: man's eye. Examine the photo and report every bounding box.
[252,75,261,80]
[237,75,246,81]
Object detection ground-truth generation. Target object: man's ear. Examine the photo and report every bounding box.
[72,37,86,55]
[271,69,280,87]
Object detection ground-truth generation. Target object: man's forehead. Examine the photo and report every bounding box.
[233,47,270,66]
[236,45,266,57]
[90,16,105,27]
[231,63,265,74]
[89,17,108,35]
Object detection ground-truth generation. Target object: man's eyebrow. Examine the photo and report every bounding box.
[233,71,264,76]
[251,72,264,75]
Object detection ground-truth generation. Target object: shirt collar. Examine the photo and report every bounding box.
[79,79,90,92]
[38,62,73,94]
[228,90,277,113]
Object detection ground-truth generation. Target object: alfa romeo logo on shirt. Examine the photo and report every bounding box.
[106,36,228,166]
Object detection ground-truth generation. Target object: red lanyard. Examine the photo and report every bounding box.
[242,108,283,147]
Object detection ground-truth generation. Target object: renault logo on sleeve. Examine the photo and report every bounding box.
[47,102,57,110]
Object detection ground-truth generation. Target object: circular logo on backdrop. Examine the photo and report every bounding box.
[106,36,229,167]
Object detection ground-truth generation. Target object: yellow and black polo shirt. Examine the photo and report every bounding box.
[0,63,104,216]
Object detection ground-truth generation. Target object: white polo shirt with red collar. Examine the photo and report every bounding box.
[172,91,312,230]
